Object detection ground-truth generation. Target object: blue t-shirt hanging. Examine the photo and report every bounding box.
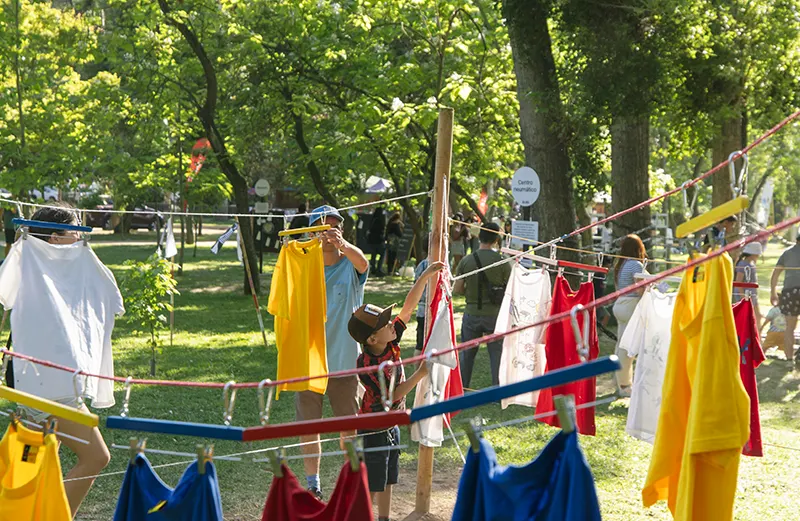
[451,432,601,521]
[113,454,224,521]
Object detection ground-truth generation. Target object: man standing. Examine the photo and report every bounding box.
[297,205,369,498]
[453,222,511,387]
[770,233,800,364]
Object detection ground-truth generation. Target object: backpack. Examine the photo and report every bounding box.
[472,252,505,309]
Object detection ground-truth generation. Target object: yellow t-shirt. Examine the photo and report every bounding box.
[268,238,328,396]
[642,253,750,520]
[0,422,71,521]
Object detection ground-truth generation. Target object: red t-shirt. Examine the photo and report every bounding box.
[261,462,372,521]
[733,299,765,457]
[535,276,600,435]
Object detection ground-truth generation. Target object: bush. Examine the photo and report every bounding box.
[119,254,179,376]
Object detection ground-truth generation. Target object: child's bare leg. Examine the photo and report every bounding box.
[376,485,392,519]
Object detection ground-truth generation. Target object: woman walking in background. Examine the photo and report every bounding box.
[450,212,469,266]
[612,234,647,397]
[385,212,404,276]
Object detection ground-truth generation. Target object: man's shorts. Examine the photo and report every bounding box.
[4,228,15,245]
[779,287,800,317]
[360,426,400,493]
[295,375,359,422]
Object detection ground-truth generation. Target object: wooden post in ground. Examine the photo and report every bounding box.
[409,107,453,521]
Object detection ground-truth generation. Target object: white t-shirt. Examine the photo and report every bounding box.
[0,237,124,408]
[411,279,457,448]
[494,263,552,409]
[618,287,675,443]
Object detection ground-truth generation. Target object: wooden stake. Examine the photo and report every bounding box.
[235,216,269,349]
[413,107,453,518]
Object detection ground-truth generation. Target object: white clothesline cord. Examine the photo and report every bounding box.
[445,415,466,464]
[450,247,531,282]
[254,444,409,463]
[0,410,90,445]
[6,190,431,221]
[62,427,394,482]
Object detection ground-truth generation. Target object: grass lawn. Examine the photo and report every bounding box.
[2,230,799,520]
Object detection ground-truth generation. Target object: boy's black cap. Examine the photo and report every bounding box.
[348,303,395,344]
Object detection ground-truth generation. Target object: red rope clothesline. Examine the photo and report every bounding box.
[1,110,798,391]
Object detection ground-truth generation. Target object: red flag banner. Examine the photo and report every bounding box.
[478,188,488,215]
[187,138,211,183]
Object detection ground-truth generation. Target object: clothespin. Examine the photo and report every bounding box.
[72,370,86,408]
[464,418,482,453]
[120,377,133,418]
[129,437,147,463]
[267,449,283,477]
[43,417,58,436]
[553,395,576,433]
[223,381,237,426]
[345,439,362,472]
[196,444,213,474]
[378,360,397,412]
[570,305,590,362]
[258,379,274,426]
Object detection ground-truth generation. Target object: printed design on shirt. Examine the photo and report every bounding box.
[508,295,546,372]
[637,331,667,410]
[739,338,750,366]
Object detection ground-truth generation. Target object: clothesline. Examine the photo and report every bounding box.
[2,210,799,393]
[5,190,432,221]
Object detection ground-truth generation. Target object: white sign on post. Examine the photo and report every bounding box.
[254,179,270,197]
[254,201,270,214]
[510,220,539,248]
[512,167,541,207]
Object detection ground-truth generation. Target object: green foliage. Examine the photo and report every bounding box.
[119,253,179,376]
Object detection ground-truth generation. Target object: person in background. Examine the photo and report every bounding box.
[3,204,18,257]
[467,214,481,253]
[297,205,369,499]
[385,212,404,276]
[368,206,387,277]
[770,232,800,364]
[450,212,469,267]
[733,242,762,324]
[761,305,787,353]
[504,218,512,238]
[348,261,443,521]
[612,234,647,397]
[288,203,309,230]
[454,222,511,387]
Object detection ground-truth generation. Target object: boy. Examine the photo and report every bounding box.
[347,260,444,521]
[761,305,787,352]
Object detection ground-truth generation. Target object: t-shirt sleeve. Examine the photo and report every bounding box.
[777,251,787,267]
[619,300,645,358]
[751,325,766,368]
[267,252,290,318]
[767,307,779,321]
[0,242,23,309]
[455,257,469,277]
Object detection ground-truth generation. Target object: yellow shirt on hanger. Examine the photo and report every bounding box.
[642,253,750,520]
[0,421,71,521]
[268,238,328,396]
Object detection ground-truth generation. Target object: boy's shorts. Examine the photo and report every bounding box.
[360,426,400,493]
[763,331,785,350]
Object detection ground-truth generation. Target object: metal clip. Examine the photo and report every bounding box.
[569,305,591,362]
[681,180,699,220]
[377,360,397,412]
[728,151,748,197]
[120,377,133,417]
[72,370,86,408]
[258,379,274,426]
[223,381,237,426]
[550,244,557,260]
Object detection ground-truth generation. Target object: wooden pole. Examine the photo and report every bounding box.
[235,216,269,349]
[413,107,453,519]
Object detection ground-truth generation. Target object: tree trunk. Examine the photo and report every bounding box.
[503,0,575,248]
[711,113,744,207]
[157,0,259,294]
[610,113,651,239]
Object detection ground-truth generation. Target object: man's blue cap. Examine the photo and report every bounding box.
[309,205,343,226]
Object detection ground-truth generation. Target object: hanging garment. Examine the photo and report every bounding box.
[732,298,765,457]
[159,218,178,259]
[411,273,464,447]
[261,462,372,521]
[267,239,327,396]
[0,237,124,407]
[494,263,552,409]
[642,254,750,521]
[0,421,71,521]
[618,287,676,443]
[535,276,599,435]
[113,454,223,521]
[451,432,602,521]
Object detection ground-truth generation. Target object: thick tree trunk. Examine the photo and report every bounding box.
[185,214,195,244]
[712,113,744,207]
[610,114,651,239]
[503,0,575,248]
